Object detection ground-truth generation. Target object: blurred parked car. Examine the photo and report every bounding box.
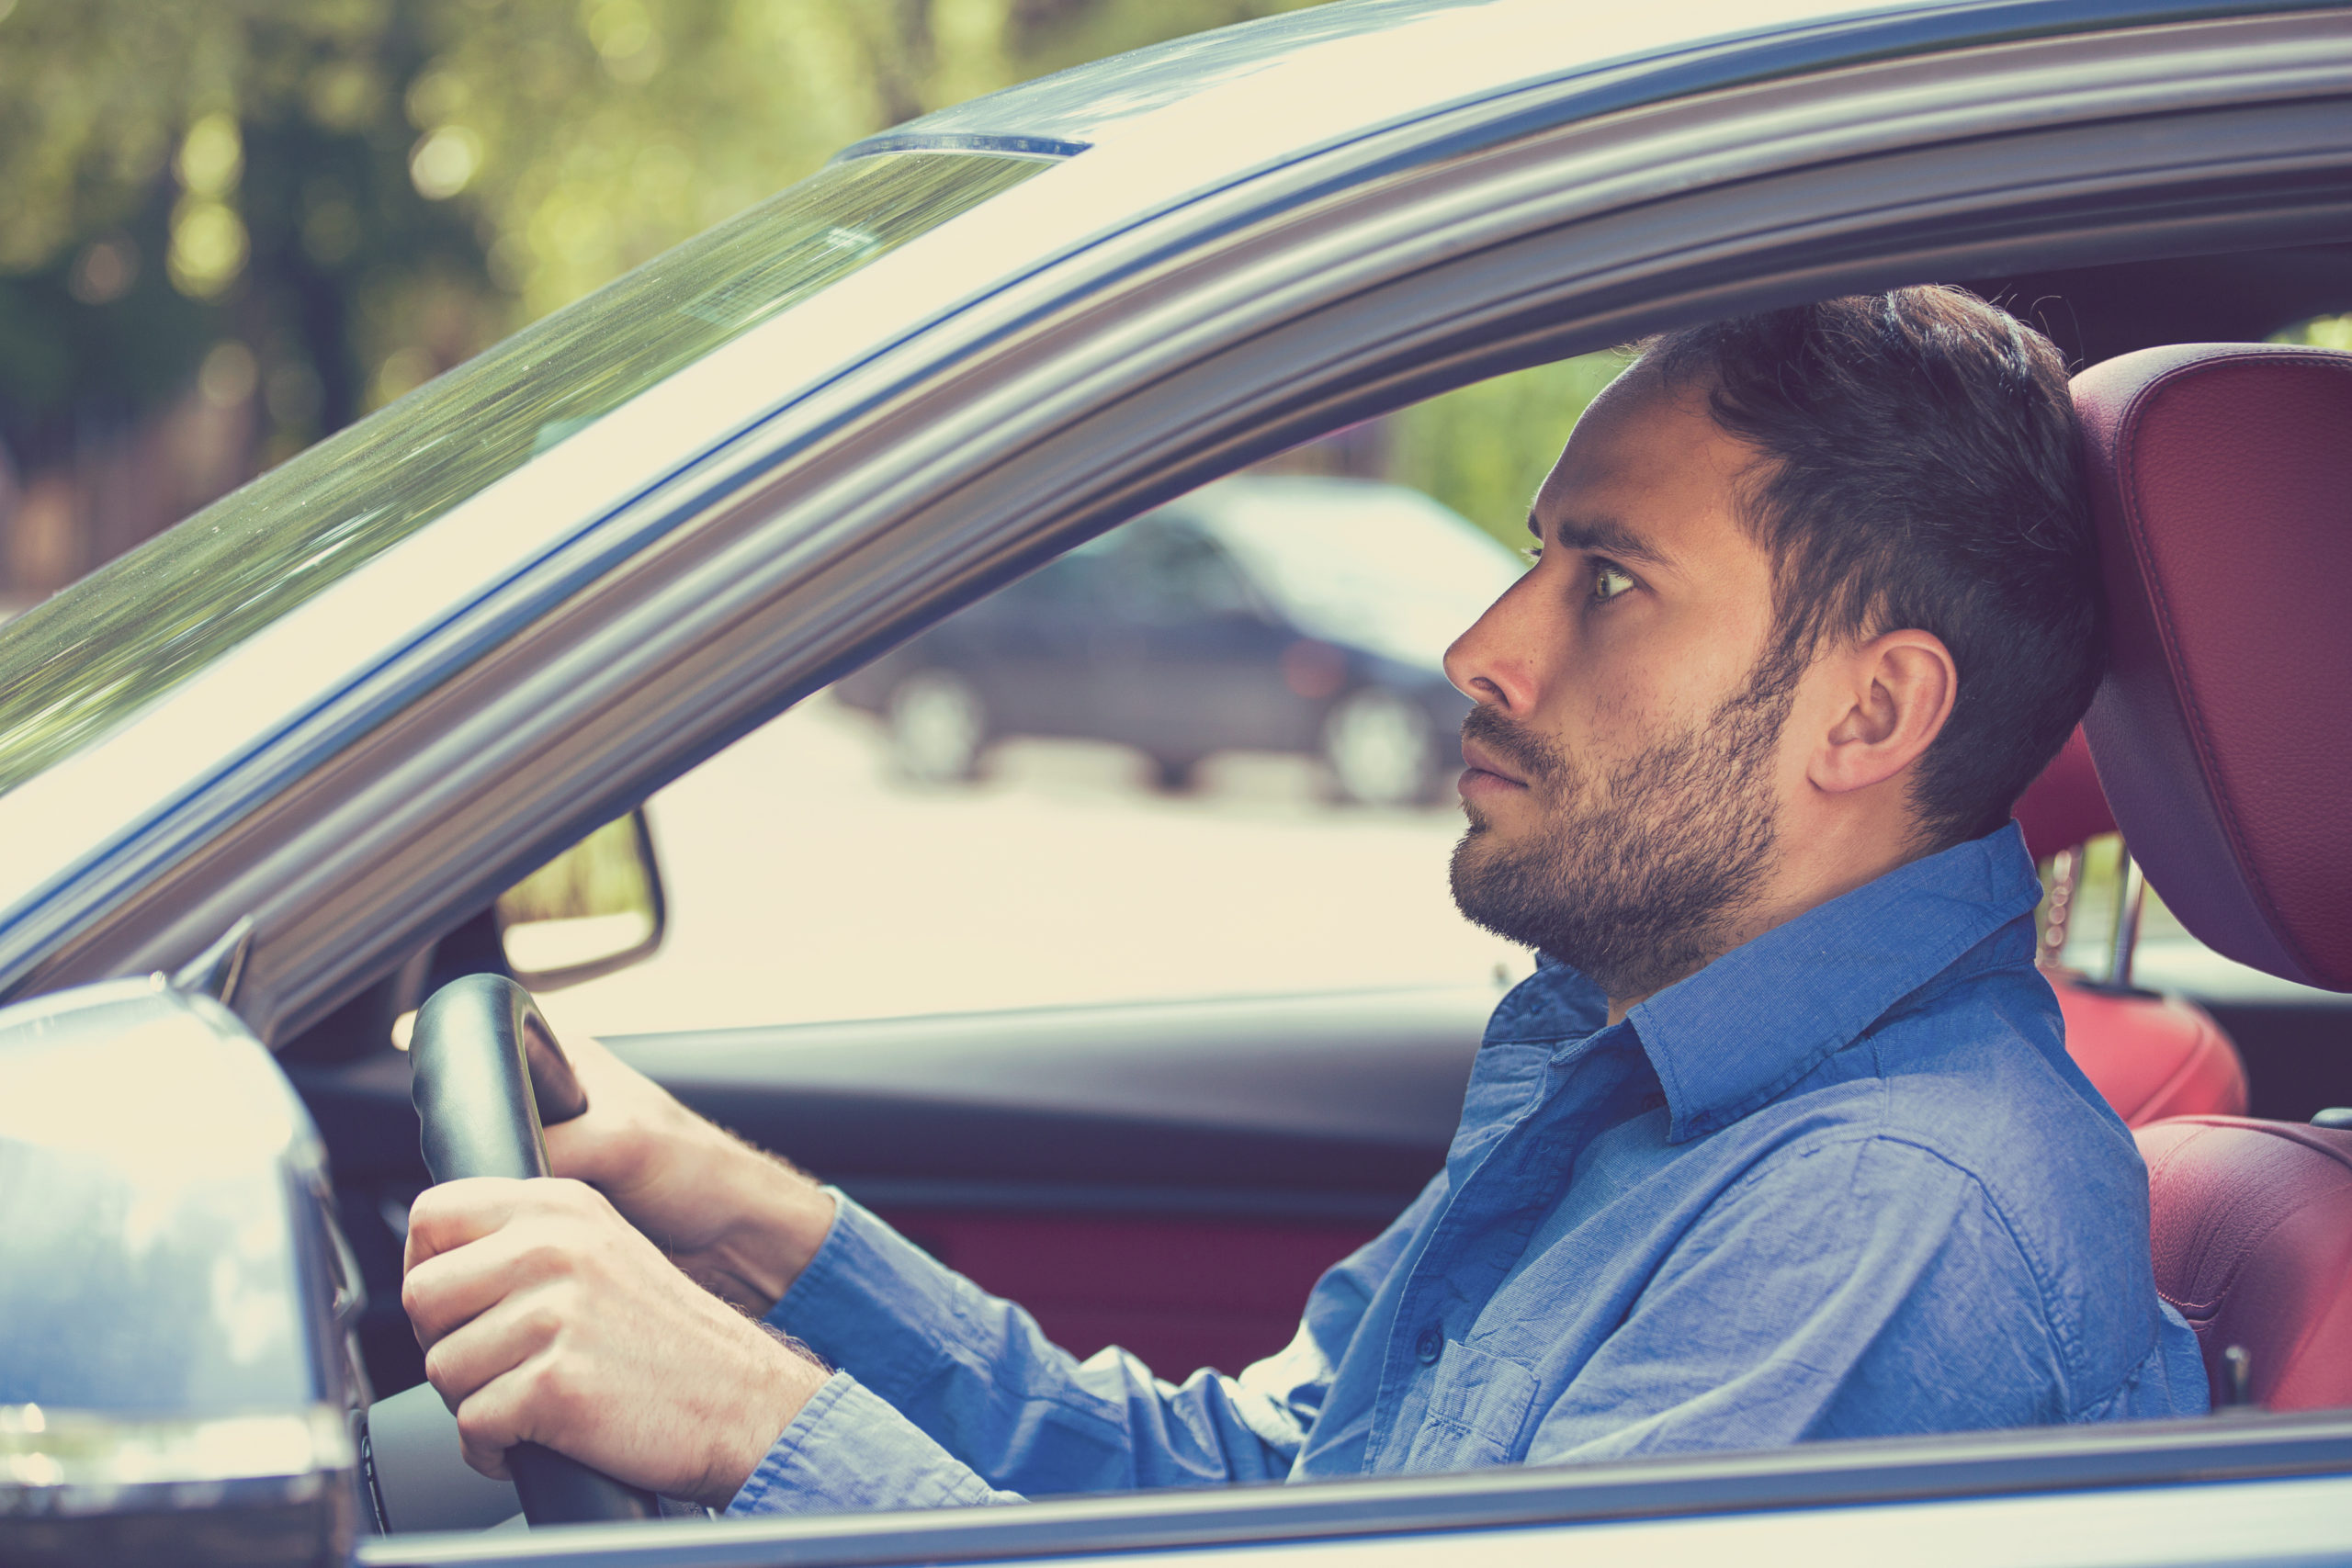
[834,476,1523,804]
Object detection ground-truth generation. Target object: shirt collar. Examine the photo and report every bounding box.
[1623,822,2044,1142]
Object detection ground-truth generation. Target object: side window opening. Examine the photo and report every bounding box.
[530,344,1615,1041]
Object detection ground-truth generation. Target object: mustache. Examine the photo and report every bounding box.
[1460,704,1565,785]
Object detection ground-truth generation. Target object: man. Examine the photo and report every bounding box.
[401,287,2210,1516]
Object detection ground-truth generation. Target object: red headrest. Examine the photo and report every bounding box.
[2012,726,2114,863]
[2073,344,2352,992]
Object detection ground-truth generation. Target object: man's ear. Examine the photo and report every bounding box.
[1808,629,1957,795]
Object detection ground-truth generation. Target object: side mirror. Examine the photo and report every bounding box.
[493,808,666,991]
[0,979,364,1566]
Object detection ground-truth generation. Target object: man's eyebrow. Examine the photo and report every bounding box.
[1526,512,1675,570]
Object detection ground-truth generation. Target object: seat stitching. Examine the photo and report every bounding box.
[2157,1125,2352,1321]
[2140,1123,2217,1314]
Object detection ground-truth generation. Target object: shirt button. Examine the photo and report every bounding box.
[1414,1327,1442,1365]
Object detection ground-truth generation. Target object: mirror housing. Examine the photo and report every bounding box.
[0,979,364,1567]
[494,808,666,991]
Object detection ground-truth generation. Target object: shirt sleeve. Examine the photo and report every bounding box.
[727,1371,1023,1517]
[1524,1135,2075,1461]
[730,1184,1437,1512]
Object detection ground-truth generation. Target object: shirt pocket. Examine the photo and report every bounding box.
[1402,1338,1541,1472]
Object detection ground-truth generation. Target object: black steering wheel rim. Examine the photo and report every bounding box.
[405,972,662,1527]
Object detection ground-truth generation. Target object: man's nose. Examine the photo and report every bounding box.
[1443,588,1537,713]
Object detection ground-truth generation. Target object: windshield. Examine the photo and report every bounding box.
[0,151,1046,799]
[1194,478,1525,667]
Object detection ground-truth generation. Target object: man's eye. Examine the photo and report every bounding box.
[1591,562,1637,602]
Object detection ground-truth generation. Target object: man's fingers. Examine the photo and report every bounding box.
[460,1437,513,1483]
[452,1377,526,1481]
[401,1179,608,1345]
[537,1032,673,1189]
[533,1010,622,1083]
[420,1286,568,1413]
[403,1233,534,1349]
[452,1348,594,1483]
[402,1177,530,1273]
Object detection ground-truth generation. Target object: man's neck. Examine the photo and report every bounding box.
[1602,822,1937,1028]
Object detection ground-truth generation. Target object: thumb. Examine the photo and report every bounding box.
[534,1031,665,1190]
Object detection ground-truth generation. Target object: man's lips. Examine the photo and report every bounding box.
[1459,736,1529,793]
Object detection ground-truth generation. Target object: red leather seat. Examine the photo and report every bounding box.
[2136,1117,2352,1410]
[2011,727,2248,1125]
[2074,340,2352,1409]
[2052,986,2247,1127]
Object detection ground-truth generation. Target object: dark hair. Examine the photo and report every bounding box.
[1644,287,2103,851]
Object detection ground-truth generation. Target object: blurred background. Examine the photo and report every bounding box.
[0,0,1620,610]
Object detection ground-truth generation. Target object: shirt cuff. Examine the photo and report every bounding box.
[724,1371,1020,1516]
[766,1188,967,1405]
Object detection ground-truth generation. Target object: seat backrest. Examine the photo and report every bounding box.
[2136,1117,2352,1410]
[2013,726,2248,1126]
[2057,984,2246,1127]
[2075,341,2352,1409]
[2077,343,2352,992]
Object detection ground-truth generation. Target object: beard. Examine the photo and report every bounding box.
[1449,654,1799,1002]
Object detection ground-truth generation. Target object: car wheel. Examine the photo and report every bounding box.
[1320,686,1438,807]
[1147,754,1200,794]
[887,670,988,784]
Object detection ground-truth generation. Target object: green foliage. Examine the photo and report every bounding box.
[1385,351,1633,551]
[2272,312,2352,351]
[0,0,1321,465]
[0,0,491,462]
[402,0,1322,319]
[497,812,655,924]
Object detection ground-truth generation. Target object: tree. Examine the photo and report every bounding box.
[0,0,1317,593]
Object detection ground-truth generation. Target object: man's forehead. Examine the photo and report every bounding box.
[1532,362,1756,564]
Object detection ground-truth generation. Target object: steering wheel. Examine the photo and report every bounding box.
[404,972,662,1527]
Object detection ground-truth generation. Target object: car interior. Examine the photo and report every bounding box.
[2013,725,2252,1129]
[2067,334,2352,1414]
[271,237,2352,1525]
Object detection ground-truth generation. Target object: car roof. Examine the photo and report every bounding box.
[843,0,2330,166]
[844,0,1506,154]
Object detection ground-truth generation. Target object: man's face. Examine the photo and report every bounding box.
[1443,363,1799,1004]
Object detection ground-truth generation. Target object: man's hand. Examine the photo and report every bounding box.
[531,1019,836,1314]
[401,1177,828,1507]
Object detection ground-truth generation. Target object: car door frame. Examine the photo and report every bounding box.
[352,1410,2352,1566]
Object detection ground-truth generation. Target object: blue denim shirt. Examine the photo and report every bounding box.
[729,825,2208,1515]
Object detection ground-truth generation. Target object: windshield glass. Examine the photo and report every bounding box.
[0,151,1046,798]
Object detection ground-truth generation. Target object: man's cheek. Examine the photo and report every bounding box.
[1578,669,1682,746]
